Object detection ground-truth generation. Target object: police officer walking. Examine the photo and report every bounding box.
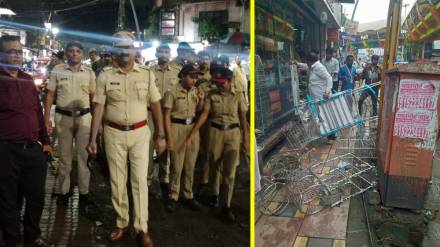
[148,44,179,194]
[186,67,249,223]
[87,31,166,247]
[44,41,96,206]
[163,64,205,212]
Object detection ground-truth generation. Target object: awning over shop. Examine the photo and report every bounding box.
[350,38,405,49]
[404,0,440,42]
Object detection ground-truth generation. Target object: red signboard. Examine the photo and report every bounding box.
[327,28,339,42]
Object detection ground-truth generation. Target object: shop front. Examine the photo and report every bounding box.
[255,0,340,147]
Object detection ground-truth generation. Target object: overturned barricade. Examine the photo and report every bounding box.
[259,82,380,216]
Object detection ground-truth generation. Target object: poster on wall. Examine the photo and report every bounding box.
[393,79,439,144]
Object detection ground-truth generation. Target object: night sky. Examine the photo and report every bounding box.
[2,0,156,46]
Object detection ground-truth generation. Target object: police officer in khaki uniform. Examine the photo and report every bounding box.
[163,64,205,212]
[44,41,95,206]
[169,42,194,70]
[147,44,179,194]
[232,56,249,105]
[87,31,166,247]
[186,67,249,223]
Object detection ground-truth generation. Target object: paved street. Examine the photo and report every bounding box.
[1,154,250,247]
[256,126,374,247]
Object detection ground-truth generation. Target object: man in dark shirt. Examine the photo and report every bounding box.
[0,35,53,247]
[358,55,381,117]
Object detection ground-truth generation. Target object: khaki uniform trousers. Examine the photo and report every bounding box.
[55,112,91,195]
[104,125,150,233]
[147,112,169,185]
[208,126,241,207]
[169,123,199,200]
[199,120,210,184]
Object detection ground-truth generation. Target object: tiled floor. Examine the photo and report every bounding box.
[256,128,363,247]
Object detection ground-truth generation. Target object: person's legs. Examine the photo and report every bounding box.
[55,114,74,196]
[104,126,130,230]
[168,125,185,202]
[22,143,47,245]
[208,127,224,201]
[182,128,199,200]
[220,129,241,208]
[75,114,92,196]
[128,126,150,233]
[0,143,21,246]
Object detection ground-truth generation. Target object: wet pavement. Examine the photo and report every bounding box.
[1,154,250,247]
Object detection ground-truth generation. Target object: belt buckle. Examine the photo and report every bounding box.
[223,123,230,130]
[123,125,132,131]
[185,118,191,125]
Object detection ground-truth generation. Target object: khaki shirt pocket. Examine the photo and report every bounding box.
[80,81,90,94]
[106,83,125,101]
[57,79,69,94]
[135,82,148,102]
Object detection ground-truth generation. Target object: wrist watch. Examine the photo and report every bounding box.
[157,133,166,139]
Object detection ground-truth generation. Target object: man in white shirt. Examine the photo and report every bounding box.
[295,52,332,100]
[295,52,335,142]
[321,48,339,92]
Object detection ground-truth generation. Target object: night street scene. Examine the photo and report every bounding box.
[0,0,250,246]
[255,0,440,247]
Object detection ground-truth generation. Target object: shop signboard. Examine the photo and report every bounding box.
[327,28,339,42]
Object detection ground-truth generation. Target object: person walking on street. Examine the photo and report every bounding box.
[44,41,96,207]
[358,55,381,117]
[295,52,334,142]
[338,55,357,92]
[0,35,54,247]
[322,47,339,93]
[87,31,166,247]
[186,66,249,223]
[163,64,205,212]
[147,43,179,195]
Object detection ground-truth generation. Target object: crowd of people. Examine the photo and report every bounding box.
[294,47,382,143]
[0,31,249,247]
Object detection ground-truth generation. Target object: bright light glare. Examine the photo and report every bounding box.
[52,27,59,35]
[152,40,160,48]
[34,79,43,85]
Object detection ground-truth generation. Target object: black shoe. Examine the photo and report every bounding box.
[202,195,219,208]
[166,198,177,213]
[56,194,70,206]
[160,183,170,195]
[196,183,208,198]
[183,198,202,211]
[79,194,93,206]
[220,206,235,223]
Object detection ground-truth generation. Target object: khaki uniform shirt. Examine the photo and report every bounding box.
[93,63,161,125]
[232,65,248,103]
[163,83,199,119]
[198,81,216,96]
[150,64,180,97]
[205,88,247,124]
[47,64,96,108]
[169,59,184,71]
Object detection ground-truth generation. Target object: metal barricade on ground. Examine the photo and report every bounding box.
[258,82,381,216]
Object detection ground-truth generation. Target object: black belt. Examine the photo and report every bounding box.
[211,122,239,131]
[171,117,195,125]
[55,107,90,117]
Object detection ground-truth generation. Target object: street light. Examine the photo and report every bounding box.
[52,27,59,35]
[152,40,160,48]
